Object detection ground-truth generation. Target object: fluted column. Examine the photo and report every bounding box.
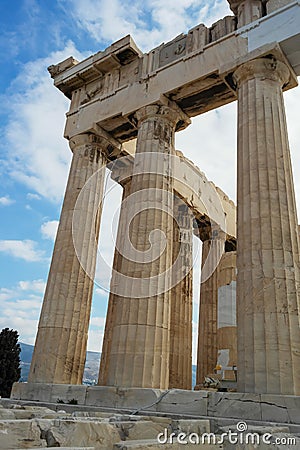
[29,133,108,384]
[169,197,193,390]
[102,103,190,388]
[196,227,224,386]
[216,251,237,378]
[234,57,300,394]
[98,177,131,386]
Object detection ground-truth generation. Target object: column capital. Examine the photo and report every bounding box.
[135,102,190,130]
[233,57,290,88]
[109,156,133,187]
[69,130,121,160]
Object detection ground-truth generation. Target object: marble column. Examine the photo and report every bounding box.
[169,197,193,390]
[234,57,300,394]
[98,176,131,386]
[216,251,237,379]
[29,133,108,384]
[196,227,224,386]
[101,103,190,388]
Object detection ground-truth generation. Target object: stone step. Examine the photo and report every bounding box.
[113,440,219,449]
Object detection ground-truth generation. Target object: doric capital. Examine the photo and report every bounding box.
[109,155,133,187]
[69,130,121,161]
[233,57,290,88]
[135,102,190,130]
[69,133,102,150]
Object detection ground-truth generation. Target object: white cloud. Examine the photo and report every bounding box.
[41,220,59,241]
[0,195,15,206]
[3,42,85,204]
[0,239,44,262]
[59,0,231,51]
[87,328,104,353]
[0,283,44,345]
[18,279,46,293]
[27,192,41,200]
[90,316,106,327]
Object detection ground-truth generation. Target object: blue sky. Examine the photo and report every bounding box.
[1,0,300,362]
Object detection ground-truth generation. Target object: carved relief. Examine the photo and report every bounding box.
[159,36,187,68]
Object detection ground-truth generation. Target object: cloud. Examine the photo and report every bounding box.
[59,0,231,51]
[41,220,59,241]
[87,328,104,353]
[0,196,15,206]
[0,239,44,262]
[0,282,44,345]
[90,316,106,328]
[18,279,46,293]
[27,193,41,200]
[3,42,85,204]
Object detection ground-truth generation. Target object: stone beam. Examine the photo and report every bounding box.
[48,2,299,143]
[108,145,237,241]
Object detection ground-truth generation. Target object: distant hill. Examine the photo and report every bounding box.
[19,343,101,385]
[19,343,196,386]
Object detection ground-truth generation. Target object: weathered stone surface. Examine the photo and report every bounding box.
[234,57,300,395]
[98,103,190,389]
[156,389,208,415]
[29,133,108,385]
[0,408,15,419]
[114,441,222,449]
[51,383,87,404]
[169,198,193,390]
[172,419,210,435]
[42,418,121,449]
[208,392,261,420]
[11,382,52,402]
[0,419,47,449]
[117,420,167,441]
[266,0,292,14]
[260,394,300,424]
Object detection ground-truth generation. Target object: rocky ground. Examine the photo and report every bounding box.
[1,399,300,449]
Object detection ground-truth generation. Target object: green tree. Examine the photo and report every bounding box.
[0,328,21,398]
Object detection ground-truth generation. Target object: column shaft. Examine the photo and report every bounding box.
[98,179,131,385]
[216,251,237,379]
[169,198,193,390]
[196,238,219,385]
[102,104,189,388]
[29,134,107,384]
[234,58,300,394]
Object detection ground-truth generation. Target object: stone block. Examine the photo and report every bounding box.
[266,0,292,14]
[116,388,165,411]
[10,382,52,402]
[50,383,87,405]
[116,420,167,441]
[86,386,118,407]
[0,409,15,419]
[114,440,222,449]
[156,389,208,415]
[261,394,300,424]
[45,419,121,449]
[172,419,210,435]
[0,419,47,449]
[208,392,261,420]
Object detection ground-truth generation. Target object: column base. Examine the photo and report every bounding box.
[11,383,300,425]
